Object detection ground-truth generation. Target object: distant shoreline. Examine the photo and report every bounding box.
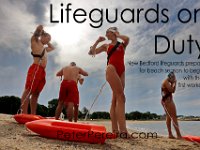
[84,119,200,122]
[179,119,200,121]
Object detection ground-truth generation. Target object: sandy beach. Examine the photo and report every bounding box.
[0,114,199,150]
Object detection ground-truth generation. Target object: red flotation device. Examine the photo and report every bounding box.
[14,114,45,124]
[183,135,200,143]
[26,119,116,144]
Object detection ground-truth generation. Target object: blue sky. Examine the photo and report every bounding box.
[0,0,200,115]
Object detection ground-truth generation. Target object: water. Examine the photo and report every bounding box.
[127,121,200,136]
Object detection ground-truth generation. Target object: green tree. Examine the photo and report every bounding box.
[78,110,83,119]
[128,111,142,120]
[81,107,90,119]
[47,99,67,117]
[37,104,48,117]
[48,99,58,117]
[91,111,110,119]
[82,107,89,115]
[0,96,21,114]
[142,111,151,120]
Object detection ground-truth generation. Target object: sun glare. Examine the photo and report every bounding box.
[48,23,84,48]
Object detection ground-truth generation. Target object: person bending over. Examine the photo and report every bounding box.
[55,62,88,122]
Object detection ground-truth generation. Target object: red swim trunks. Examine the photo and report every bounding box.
[59,80,79,106]
[25,64,46,93]
[107,44,125,77]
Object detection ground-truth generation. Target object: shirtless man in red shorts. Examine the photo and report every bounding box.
[21,25,55,114]
[55,62,88,122]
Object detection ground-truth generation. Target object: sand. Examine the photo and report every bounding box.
[0,114,199,150]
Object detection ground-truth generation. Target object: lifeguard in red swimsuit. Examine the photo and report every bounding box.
[59,80,79,106]
[25,64,46,93]
[107,43,125,77]
[88,27,130,138]
[21,25,55,114]
[161,72,182,139]
[55,62,88,122]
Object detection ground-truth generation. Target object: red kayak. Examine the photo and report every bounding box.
[26,119,116,144]
[14,114,44,124]
[183,135,200,143]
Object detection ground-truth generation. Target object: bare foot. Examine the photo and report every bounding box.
[168,135,175,139]
[111,130,119,139]
[177,136,183,139]
[119,132,131,139]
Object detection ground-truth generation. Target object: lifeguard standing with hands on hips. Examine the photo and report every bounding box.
[88,27,130,137]
[21,25,55,114]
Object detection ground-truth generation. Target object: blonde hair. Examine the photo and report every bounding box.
[106,27,118,33]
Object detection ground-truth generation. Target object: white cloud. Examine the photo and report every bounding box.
[0,1,37,53]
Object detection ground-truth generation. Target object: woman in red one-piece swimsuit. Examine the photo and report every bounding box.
[89,27,129,137]
[161,72,182,139]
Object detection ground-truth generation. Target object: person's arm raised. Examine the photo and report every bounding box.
[31,25,44,42]
[115,32,129,48]
[46,42,55,52]
[88,36,107,57]
[165,80,176,93]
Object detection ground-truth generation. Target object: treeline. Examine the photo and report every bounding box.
[126,111,161,120]
[0,96,86,118]
[0,96,49,117]
[0,96,161,120]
